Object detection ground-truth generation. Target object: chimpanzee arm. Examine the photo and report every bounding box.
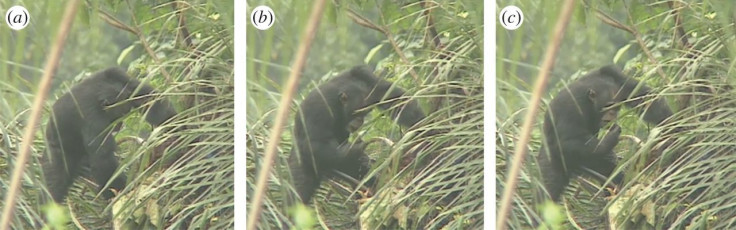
[80,119,126,200]
[365,80,426,128]
[557,125,621,158]
[600,66,673,125]
[144,99,177,126]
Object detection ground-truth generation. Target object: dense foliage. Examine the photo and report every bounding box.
[0,1,234,229]
[246,1,484,229]
[497,0,736,229]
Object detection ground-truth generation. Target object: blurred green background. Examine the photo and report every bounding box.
[246,0,484,229]
[497,0,736,229]
[0,1,235,229]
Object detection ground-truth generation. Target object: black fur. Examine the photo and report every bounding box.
[597,65,673,124]
[42,67,177,202]
[537,65,673,202]
[288,66,425,204]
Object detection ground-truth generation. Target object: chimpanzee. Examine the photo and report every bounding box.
[538,65,673,201]
[289,66,426,204]
[42,67,177,202]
